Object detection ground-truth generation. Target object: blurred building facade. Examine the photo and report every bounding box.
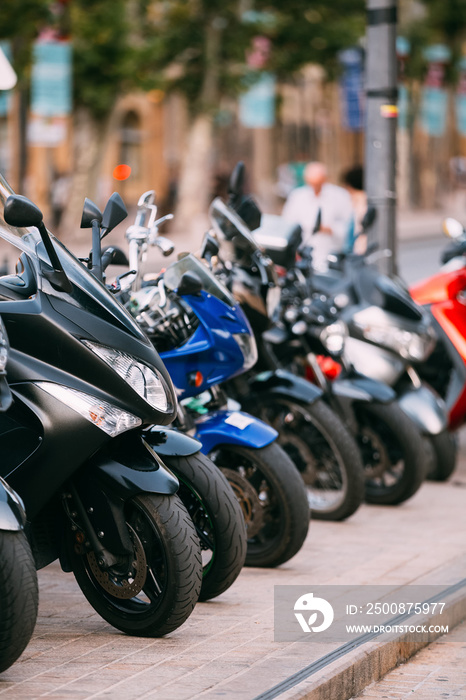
[1,61,466,223]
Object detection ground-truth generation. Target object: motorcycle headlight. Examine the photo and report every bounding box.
[233,333,258,371]
[320,321,348,355]
[37,383,142,437]
[0,319,9,373]
[82,341,172,412]
[360,324,436,361]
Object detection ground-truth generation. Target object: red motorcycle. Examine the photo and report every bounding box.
[410,217,466,433]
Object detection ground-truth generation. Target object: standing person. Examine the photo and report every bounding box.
[282,161,353,269]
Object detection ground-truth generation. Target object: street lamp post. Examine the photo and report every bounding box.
[365,0,398,275]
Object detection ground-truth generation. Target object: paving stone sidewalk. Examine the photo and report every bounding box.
[353,618,466,700]
[0,432,465,700]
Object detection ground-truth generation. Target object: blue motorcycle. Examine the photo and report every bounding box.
[106,194,310,568]
[0,317,38,673]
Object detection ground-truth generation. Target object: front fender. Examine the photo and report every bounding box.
[333,375,396,404]
[145,427,202,457]
[195,410,277,453]
[85,431,179,499]
[397,385,448,435]
[0,478,25,531]
[62,432,180,568]
[248,369,323,404]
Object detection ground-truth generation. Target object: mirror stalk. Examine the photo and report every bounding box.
[37,222,73,293]
[91,219,103,282]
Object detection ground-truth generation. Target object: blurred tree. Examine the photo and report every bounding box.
[137,0,365,230]
[0,0,51,191]
[1,0,366,233]
[59,0,138,237]
[402,0,466,81]
[0,0,51,77]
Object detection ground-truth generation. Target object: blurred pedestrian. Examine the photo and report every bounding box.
[341,165,367,254]
[282,161,353,269]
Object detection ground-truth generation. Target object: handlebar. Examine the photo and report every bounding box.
[441,239,466,264]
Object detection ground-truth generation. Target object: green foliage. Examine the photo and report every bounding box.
[0,0,51,79]
[135,0,365,113]
[69,0,135,120]
[402,0,466,82]
[256,1,365,79]
[0,0,366,119]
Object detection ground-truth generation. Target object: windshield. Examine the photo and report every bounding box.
[163,253,236,307]
[0,174,147,340]
[209,198,260,254]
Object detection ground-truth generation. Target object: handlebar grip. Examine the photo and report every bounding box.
[441,241,466,264]
[101,248,114,271]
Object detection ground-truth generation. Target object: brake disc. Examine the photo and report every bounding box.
[221,468,264,538]
[87,524,147,599]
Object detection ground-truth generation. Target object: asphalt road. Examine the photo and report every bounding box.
[398,235,446,285]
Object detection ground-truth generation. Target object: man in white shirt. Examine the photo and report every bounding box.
[282,162,353,270]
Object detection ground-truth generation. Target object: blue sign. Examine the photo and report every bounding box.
[0,41,12,117]
[420,88,448,137]
[239,73,276,128]
[31,41,72,117]
[338,48,364,132]
[456,95,466,136]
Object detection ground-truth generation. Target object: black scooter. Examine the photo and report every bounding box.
[79,194,247,600]
[0,316,38,673]
[0,176,204,637]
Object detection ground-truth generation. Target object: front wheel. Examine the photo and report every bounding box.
[0,531,38,673]
[256,398,365,521]
[356,402,426,505]
[69,494,202,637]
[161,452,247,602]
[209,442,310,568]
[426,430,458,481]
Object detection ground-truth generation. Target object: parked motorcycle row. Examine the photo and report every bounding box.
[0,162,462,672]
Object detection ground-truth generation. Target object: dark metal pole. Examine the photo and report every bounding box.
[365,0,398,275]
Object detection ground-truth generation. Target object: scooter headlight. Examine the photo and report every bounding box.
[37,383,142,437]
[82,341,172,412]
[360,325,435,361]
[233,333,258,371]
[319,321,348,355]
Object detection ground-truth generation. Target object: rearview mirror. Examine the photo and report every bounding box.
[200,232,220,261]
[361,206,377,232]
[101,192,127,238]
[228,162,245,199]
[442,217,464,240]
[102,245,130,267]
[4,195,43,228]
[80,198,102,229]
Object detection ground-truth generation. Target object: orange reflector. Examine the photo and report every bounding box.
[194,371,203,387]
[75,531,85,543]
[113,164,132,181]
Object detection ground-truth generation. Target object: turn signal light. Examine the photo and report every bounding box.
[188,371,203,387]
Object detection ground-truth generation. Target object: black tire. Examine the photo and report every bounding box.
[161,452,247,602]
[356,402,426,505]
[209,442,310,568]
[426,430,458,481]
[256,398,365,521]
[69,494,202,637]
[0,531,38,673]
